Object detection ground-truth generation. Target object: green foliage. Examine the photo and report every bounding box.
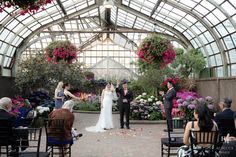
[130,67,174,96]
[73,101,119,112]
[15,53,84,95]
[171,48,206,78]
[149,111,163,120]
[83,71,94,79]
[73,101,100,111]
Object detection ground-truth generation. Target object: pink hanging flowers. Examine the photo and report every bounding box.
[45,40,78,64]
[137,34,176,68]
[0,0,54,15]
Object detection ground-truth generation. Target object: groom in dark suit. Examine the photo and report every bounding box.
[116,80,133,129]
[159,81,176,132]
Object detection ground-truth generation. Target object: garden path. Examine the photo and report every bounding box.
[67,113,166,157]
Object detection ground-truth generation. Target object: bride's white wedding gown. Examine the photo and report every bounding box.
[86,90,114,132]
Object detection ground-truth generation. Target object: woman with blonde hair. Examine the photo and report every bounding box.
[54,81,64,109]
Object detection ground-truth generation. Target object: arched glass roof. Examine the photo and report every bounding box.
[0,0,236,77]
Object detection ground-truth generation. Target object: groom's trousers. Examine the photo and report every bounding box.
[120,103,130,128]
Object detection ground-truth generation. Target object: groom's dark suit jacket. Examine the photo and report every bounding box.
[163,88,176,109]
[116,86,133,106]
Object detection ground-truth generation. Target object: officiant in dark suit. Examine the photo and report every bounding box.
[116,80,133,129]
[159,81,176,132]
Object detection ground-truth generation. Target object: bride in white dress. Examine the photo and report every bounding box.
[86,83,116,132]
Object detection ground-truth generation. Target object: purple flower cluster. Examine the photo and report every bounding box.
[176,91,215,119]
[176,91,198,100]
[187,104,196,110]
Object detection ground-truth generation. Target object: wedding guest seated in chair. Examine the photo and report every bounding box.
[0,97,17,155]
[48,100,75,144]
[219,112,236,157]
[215,98,236,137]
[177,104,218,157]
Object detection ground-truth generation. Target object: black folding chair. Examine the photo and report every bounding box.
[189,130,219,157]
[161,119,184,157]
[44,119,72,157]
[0,119,16,157]
[14,127,49,157]
[0,126,12,156]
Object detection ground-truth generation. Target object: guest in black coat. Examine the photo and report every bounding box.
[116,80,133,129]
[159,81,176,131]
[219,112,236,157]
[0,97,15,128]
[215,98,236,137]
[0,97,16,150]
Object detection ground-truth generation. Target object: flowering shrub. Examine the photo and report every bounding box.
[45,40,78,64]
[0,0,53,15]
[26,90,54,108]
[130,93,163,120]
[177,92,214,120]
[10,97,32,117]
[137,34,176,68]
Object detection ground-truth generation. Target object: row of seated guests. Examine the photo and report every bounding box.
[178,98,236,157]
[0,97,78,155]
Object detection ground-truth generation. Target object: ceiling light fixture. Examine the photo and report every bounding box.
[103,0,114,9]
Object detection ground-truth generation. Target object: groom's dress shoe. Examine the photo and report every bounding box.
[120,126,124,129]
[126,126,130,129]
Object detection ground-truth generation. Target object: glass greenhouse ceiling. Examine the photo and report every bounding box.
[0,0,236,77]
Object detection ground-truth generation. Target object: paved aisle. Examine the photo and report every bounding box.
[71,113,165,157]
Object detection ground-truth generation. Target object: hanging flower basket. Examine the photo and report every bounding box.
[137,34,176,68]
[45,40,78,64]
[0,0,54,15]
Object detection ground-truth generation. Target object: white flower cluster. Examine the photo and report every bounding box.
[139,99,147,103]
[36,106,50,114]
[135,93,162,105]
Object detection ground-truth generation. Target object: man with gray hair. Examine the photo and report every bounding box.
[215,98,236,137]
[0,97,17,154]
[0,97,15,124]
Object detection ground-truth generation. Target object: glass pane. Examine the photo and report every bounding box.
[223,35,235,49]
[221,1,236,16]
[228,49,236,63]
[231,64,236,76]
[215,24,228,37]
[215,54,222,65]
[217,67,224,77]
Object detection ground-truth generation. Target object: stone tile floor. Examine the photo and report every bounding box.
[1,113,168,157]
[69,113,166,157]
